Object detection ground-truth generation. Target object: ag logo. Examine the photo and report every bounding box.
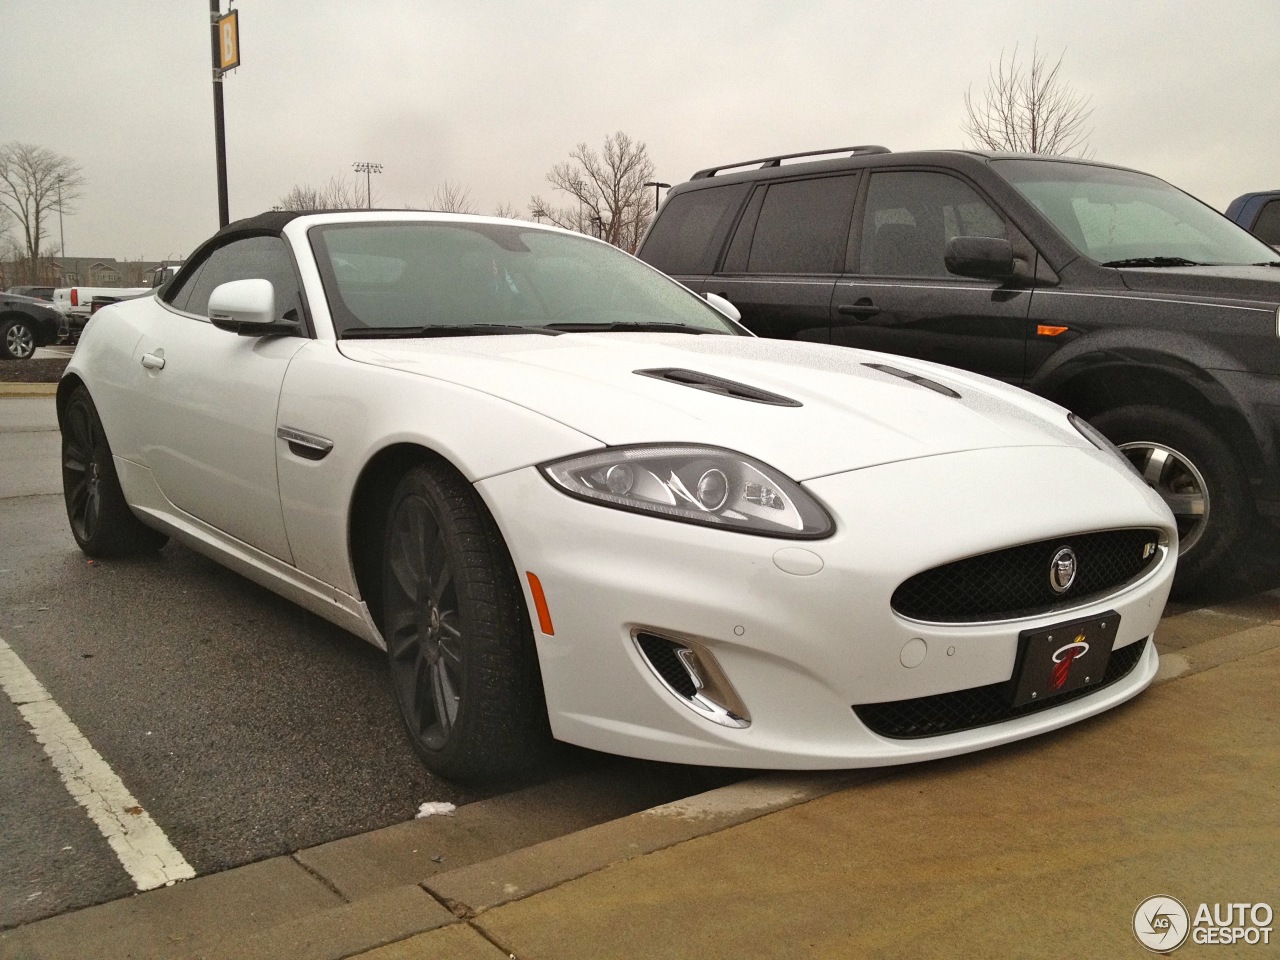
[1135,895,1190,952]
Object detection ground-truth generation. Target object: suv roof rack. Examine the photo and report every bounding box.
[690,145,891,180]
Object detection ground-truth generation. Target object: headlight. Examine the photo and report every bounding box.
[1069,413,1141,477]
[540,444,834,539]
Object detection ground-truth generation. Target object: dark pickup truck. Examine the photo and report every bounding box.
[637,147,1280,594]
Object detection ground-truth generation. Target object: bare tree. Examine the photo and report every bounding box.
[277,174,365,211]
[962,43,1093,157]
[0,142,85,283]
[493,201,520,219]
[431,181,477,214]
[530,131,656,252]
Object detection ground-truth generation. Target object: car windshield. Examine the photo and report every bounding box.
[993,159,1280,267]
[309,220,740,338]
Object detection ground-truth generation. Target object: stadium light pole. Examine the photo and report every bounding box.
[352,162,383,209]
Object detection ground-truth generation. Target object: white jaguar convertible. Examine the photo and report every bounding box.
[60,211,1176,779]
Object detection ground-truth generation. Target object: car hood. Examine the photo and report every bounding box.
[1118,264,1280,305]
[338,333,1081,480]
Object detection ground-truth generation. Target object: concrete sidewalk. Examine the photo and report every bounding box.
[3,603,1278,959]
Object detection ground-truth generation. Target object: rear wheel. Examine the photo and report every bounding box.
[1,317,37,360]
[61,386,168,557]
[381,463,549,780]
[1090,405,1248,594]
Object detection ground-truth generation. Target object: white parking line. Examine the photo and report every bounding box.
[0,636,195,891]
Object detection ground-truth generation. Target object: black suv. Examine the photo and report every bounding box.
[636,146,1280,593]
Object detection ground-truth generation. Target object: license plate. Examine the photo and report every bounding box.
[1011,612,1119,707]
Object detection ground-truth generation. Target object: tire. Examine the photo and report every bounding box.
[61,385,169,557]
[381,462,549,780]
[1,316,37,360]
[1089,405,1249,595]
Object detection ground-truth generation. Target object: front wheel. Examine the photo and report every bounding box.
[1,317,37,360]
[381,463,549,780]
[1090,405,1249,595]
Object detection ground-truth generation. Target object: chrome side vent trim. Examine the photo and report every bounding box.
[277,426,334,461]
[634,367,802,407]
[633,630,750,728]
[862,363,961,399]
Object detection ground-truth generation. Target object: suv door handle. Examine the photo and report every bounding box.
[140,352,166,370]
[837,300,881,319]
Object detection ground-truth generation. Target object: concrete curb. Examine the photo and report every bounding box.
[0,383,58,398]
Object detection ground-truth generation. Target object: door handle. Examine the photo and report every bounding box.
[837,300,881,319]
[140,352,165,370]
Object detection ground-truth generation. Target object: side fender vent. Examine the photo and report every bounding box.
[634,367,802,407]
[633,631,751,728]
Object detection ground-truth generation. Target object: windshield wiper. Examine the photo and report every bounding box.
[340,324,561,339]
[1100,256,1205,268]
[545,321,723,334]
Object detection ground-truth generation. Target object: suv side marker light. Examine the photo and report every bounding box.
[1037,325,1070,337]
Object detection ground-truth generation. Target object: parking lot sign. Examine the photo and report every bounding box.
[218,10,239,70]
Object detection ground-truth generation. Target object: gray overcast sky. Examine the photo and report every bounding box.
[3,0,1277,261]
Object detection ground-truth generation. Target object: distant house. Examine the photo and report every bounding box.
[1,256,184,289]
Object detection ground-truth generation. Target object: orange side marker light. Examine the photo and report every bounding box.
[1037,324,1069,337]
[526,572,555,636]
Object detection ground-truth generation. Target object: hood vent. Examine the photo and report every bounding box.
[634,367,802,407]
[862,363,961,399]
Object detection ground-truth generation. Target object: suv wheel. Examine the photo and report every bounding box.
[1090,405,1248,595]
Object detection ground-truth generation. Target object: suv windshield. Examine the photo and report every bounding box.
[310,221,739,338]
[993,159,1280,267]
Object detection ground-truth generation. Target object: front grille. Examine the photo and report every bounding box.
[853,638,1148,739]
[891,529,1162,623]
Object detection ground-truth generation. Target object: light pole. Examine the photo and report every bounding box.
[352,161,383,210]
[56,175,66,265]
[644,181,670,212]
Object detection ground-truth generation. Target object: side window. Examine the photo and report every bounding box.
[180,236,302,321]
[858,172,1006,278]
[639,183,749,275]
[744,175,858,274]
[1253,199,1280,246]
[164,261,206,313]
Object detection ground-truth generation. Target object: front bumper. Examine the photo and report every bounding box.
[477,444,1176,769]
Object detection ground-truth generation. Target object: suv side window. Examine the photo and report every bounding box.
[640,183,749,275]
[1254,199,1280,246]
[741,175,858,274]
[172,236,302,321]
[858,172,1005,278]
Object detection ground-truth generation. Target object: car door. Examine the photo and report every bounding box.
[128,234,309,562]
[832,169,1032,383]
[703,174,860,343]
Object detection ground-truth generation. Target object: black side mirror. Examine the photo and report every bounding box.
[944,236,1016,281]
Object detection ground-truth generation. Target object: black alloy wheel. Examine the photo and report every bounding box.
[61,385,168,556]
[381,463,548,780]
[1,317,37,360]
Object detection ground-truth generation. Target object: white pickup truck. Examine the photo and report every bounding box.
[53,264,182,337]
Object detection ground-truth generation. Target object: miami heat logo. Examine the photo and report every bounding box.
[1050,633,1090,690]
